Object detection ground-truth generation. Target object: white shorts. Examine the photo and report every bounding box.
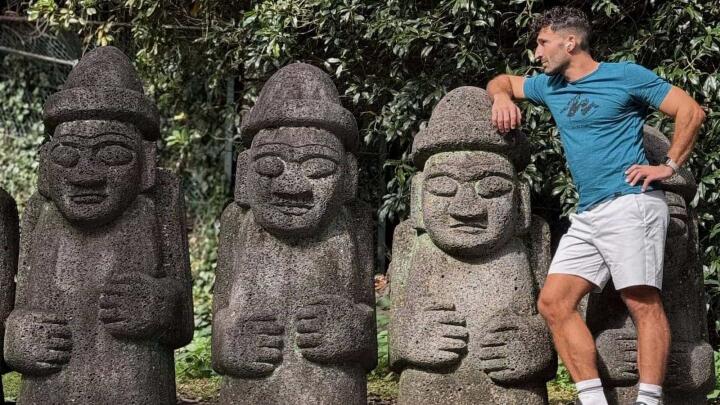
[549,190,669,291]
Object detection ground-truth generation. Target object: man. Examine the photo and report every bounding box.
[486,6,705,405]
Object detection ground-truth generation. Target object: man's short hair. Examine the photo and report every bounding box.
[532,6,592,52]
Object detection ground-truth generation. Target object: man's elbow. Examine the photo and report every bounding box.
[486,74,507,90]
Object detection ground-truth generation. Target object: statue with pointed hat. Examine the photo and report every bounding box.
[388,86,556,405]
[586,126,714,405]
[211,62,376,405]
[4,46,193,404]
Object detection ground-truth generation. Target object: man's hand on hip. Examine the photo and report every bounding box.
[625,164,674,191]
[491,94,522,133]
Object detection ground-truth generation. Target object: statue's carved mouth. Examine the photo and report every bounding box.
[449,222,487,233]
[271,201,313,215]
[70,192,106,204]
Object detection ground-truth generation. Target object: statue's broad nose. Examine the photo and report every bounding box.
[68,157,107,188]
[447,184,486,221]
[271,167,313,201]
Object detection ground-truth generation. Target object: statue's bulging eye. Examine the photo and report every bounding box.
[96,145,134,166]
[302,158,337,179]
[255,156,284,177]
[50,145,80,167]
[475,176,513,198]
[425,176,458,197]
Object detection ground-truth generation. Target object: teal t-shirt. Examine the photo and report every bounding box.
[523,62,671,212]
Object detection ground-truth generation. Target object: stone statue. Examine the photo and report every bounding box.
[586,126,714,405]
[4,46,194,405]
[0,189,18,403]
[388,86,557,405]
[211,63,376,405]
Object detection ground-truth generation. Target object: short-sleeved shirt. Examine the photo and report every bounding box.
[523,62,671,212]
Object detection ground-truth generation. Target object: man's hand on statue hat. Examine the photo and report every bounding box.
[4,309,72,376]
[99,272,181,340]
[625,163,674,191]
[491,93,523,134]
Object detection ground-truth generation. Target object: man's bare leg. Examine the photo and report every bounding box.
[538,273,598,380]
[620,285,670,404]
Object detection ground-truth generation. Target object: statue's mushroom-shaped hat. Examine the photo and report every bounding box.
[43,46,160,140]
[412,86,530,171]
[643,125,696,204]
[240,62,359,153]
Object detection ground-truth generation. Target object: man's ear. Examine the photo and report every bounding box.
[515,181,532,236]
[234,150,251,208]
[140,141,157,192]
[341,153,358,204]
[38,143,51,199]
[410,172,425,231]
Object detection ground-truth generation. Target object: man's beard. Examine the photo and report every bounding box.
[543,59,569,76]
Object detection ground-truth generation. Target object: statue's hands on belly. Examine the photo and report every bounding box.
[211,307,284,378]
[295,294,375,365]
[665,340,714,391]
[478,312,555,384]
[5,309,72,376]
[99,272,182,340]
[595,327,638,384]
[391,302,468,370]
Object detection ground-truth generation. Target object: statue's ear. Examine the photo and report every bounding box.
[515,181,532,236]
[38,143,51,199]
[410,172,425,231]
[234,150,251,208]
[341,153,358,204]
[140,141,157,192]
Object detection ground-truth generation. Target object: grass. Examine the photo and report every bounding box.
[3,367,577,404]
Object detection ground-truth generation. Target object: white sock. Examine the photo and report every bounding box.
[636,382,662,405]
[576,378,608,405]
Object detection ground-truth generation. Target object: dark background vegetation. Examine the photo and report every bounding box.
[1,0,720,399]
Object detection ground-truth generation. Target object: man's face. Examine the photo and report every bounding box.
[421,151,517,256]
[247,127,346,237]
[534,27,572,75]
[46,120,143,228]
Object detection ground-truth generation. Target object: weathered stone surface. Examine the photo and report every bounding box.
[586,126,714,405]
[388,86,556,405]
[212,62,376,405]
[0,189,18,404]
[4,46,194,405]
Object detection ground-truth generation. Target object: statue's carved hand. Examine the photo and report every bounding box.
[478,313,555,384]
[392,302,468,370]
[99,272,180,340]
[213,309,284,378]
[295,295,375,365]
[665,341,714,391]
[5,309,72,376]
[595,328,638,384]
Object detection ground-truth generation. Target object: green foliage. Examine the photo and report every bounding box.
[0,56,54,208]
[6,0,720,382]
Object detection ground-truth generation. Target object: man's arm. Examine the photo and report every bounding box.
[487,74,526,133]
[626,86,706,190]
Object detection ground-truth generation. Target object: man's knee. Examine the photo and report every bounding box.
[537,274,592,325]
[537,291,575,325]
